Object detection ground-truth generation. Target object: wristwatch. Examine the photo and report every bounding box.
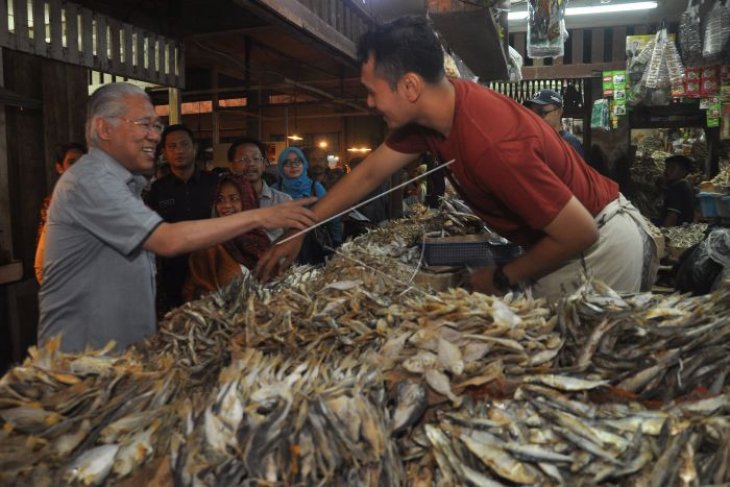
[493,264,516,293]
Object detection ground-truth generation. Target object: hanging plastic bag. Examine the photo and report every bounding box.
[636,29,685,105]
[679,1,703,67]
[590,99,610,130]
[703,0,730,64]
[527,0,568,58]
[508,45,523,82]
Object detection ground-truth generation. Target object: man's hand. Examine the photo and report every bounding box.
[255,233,306,282]
[468,267,502,296]
[255,197,318,230]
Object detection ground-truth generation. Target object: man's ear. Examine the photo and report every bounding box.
[95,117,114,142]
[400,73,423,103]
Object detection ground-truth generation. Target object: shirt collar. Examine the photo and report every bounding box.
[260,181,273,200]
[90,147,148,196]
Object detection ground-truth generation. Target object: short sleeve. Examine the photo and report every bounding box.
[483,137,574,230]
[55,173,163,256]
[385,125,430,155]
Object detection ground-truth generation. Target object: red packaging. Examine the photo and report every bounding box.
[684,68,702,97]
[701,65,719,97]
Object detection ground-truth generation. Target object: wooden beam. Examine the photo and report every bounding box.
[571,28,584,64]
[591,28,604,64]
[233,0,357,60]
[522,61,625,80]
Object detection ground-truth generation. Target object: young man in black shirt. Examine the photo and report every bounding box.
[146,124,219,312]
[660,155,695,227]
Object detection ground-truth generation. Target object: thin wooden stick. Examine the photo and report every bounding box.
[277,159,455,245]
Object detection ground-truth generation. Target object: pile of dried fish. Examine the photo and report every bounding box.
[408,380,730,486]
[711,164,730,187]
[0,337,182,486]
[374,288,556,410]
[172,349,404,486]
[349,197,489,265]
[558,279,730,400]
[662,222,708,254]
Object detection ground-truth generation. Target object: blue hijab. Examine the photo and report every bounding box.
[277,147,322,199]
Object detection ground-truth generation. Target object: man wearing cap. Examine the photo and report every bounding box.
[258,17,658,300]
[525,89,586,161]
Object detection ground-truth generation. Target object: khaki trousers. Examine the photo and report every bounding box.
[531,194,659,300]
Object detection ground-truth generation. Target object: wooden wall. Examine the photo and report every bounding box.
[0,49,87,371]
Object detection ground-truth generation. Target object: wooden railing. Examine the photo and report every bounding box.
[0,0,184,87]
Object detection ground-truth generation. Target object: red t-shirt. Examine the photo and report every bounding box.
[386,79,619,247]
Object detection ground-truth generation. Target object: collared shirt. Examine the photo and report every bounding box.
[146,167,219,310]
[38,147,163,353]
[258,181,293,241]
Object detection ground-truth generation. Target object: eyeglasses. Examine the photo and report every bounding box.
[233,155,264,165]
[538,108,560,118]
[117,117,165,134]
[283,158,303,168]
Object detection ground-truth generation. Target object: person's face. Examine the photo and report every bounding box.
[530,104,562,131]
[162,130,195,172]
[215,181,243,216]
[231,143,265,183]
[56,148,83,174]
[307,148,327,176]
[282,152,304,179]
[664,162,685,183]
[100,95,162,174]
[361,55,413,130]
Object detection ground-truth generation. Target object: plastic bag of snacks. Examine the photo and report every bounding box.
[527,0,568,58]
[679,0,703,67]
[508,45,524,82]
[703,0,730,64]
[636,29,685,104]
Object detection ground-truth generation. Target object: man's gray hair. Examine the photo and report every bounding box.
[85,83,150,147]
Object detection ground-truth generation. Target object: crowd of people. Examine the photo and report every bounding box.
[38,16,704,354]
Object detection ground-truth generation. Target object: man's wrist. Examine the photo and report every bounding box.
[493,263,518,293]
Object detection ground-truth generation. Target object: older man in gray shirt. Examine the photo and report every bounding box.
[39,83,317,352]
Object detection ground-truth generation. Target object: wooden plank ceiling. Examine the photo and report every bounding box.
[72,0,369,110]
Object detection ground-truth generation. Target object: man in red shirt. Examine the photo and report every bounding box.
[258,17,657,298]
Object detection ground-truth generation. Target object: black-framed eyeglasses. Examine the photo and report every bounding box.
[233,155,264,165]
[538,108,560,118]
[283,158,303,168]
[117,117,165,134]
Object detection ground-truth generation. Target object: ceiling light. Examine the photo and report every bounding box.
[347,147,372,153]
[566,1,657,15]
[507,1,657,20]
[318,140,328,149]
[287,134,303,141]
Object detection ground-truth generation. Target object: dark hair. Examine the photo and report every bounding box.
[227,136,267,162]
[159,124,195,149]
[666,155,693,173]
[356,16,444,89]
[55,142,86,165]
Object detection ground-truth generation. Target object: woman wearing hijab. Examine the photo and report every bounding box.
[182,175,271,301]
[276,147,342,264]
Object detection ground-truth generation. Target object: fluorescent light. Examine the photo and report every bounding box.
[508,1,657,20]
[287,134,303,141]
[567,1,657,15]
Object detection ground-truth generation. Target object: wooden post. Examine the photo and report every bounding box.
[168,87,181,125]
